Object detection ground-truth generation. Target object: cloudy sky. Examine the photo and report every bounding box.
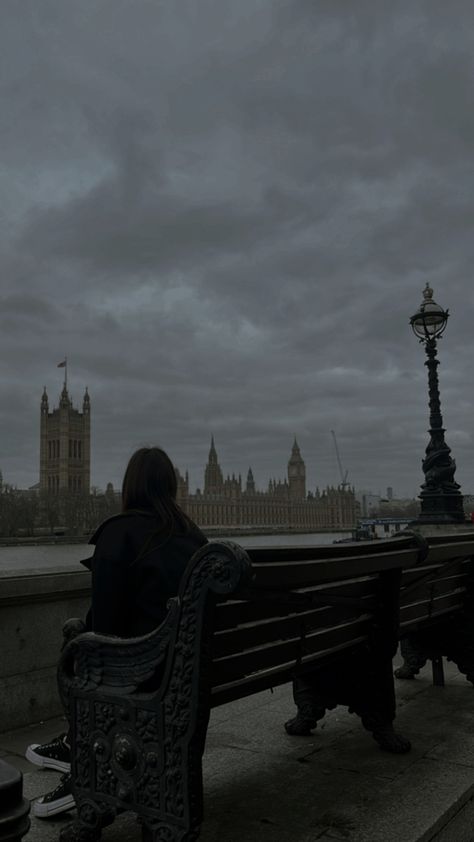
[1,1,473,498]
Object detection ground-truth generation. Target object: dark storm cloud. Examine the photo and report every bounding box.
[0,294,59,325]
[1,0,474,497]
[18,183,288,276]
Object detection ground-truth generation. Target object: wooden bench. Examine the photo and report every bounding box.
[56,533,469,842]
[395,531,474,685]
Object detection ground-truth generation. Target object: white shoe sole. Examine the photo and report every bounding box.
[25,744,71,773]
[33,793,75,818]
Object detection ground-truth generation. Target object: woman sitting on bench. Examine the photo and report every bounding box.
[26,445,207,818]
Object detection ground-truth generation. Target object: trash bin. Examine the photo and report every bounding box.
[0,759,30,840]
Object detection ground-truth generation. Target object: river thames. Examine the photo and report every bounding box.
[0,531,348,575]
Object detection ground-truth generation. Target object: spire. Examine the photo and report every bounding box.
[208,435,218,462]
[289,437,304,464]
[288,437,306,499]
[292,436,301,457]
[59,383,70,408]
[204,436,223,494]
[41,386,49,417]
[246,466,255,494]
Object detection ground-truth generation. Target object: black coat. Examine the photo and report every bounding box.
[81,511,208,637]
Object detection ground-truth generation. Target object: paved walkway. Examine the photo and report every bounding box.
[3,658,474,842]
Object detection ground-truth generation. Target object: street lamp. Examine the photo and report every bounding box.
[410,283,465,523]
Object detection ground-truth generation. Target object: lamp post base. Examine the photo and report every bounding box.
[417,492,466,524]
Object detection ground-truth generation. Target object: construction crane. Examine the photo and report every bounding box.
[330,430,349,490]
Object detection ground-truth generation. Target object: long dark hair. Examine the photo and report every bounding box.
[121,446,191,536]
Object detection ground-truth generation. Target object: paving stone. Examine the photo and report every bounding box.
[1,754,33,774]
[430,794,474,841]
[0,714,68,784]
[209,683,291,724]
[426,729,474,768]
[207,701,356,763]
[0,715,67,757]
[9,665,474,842]
[344,758,474,842]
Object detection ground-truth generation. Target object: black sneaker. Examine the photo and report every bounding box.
[26,732,71,772]
[33,772,75,818]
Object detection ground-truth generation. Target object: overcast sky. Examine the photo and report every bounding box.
[1,1,473,499]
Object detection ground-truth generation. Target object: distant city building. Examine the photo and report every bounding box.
[378,497,419,516]
[463,495,474,518]
[39,385,91,493]
[356,489,421,521]
[356,491,382,517]
[175,438,356,531]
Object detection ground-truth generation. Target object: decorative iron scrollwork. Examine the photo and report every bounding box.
[112,734,138,772]
[59,541,252,841]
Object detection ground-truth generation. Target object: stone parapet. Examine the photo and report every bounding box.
[0,570,90,732]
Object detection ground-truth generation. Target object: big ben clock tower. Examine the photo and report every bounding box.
[288,438,306,500]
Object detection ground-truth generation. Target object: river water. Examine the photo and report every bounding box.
[0,531,347,576]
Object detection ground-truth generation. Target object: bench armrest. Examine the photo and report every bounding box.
[57,540,253,710]
[57,598,181,709]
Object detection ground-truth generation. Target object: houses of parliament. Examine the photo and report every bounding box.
[176,437,356,531]
[38,385,356,531]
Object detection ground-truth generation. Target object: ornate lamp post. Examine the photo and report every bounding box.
[410,283,465,523]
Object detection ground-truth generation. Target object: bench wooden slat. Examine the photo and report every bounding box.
[402,569,468,591]
[245,536,416,564]
[211,660,298,705]
[401,559,468,583]
[400,557,471,601]
[297,574,378,594]
[426,534,474,546]
[212,616,371,685]
[425,544,474,563]
[399,590,466,627]
[213,598,374,658]
[400,604,465,630]
[211,634,369,706]
[249,547,420,589]
[215,576,378,629]
[400,577,468,604]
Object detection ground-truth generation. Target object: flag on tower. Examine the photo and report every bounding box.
[57,359,67,368]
